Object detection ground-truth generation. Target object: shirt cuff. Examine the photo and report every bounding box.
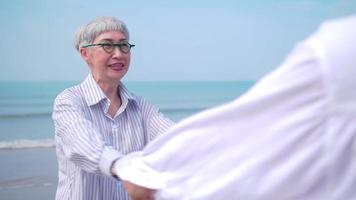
[111,151,139,180]
[112,151,167,189]
[99,146,123,177]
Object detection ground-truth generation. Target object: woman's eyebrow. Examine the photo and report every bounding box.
[98,39,113,43]
[99,38,128,43]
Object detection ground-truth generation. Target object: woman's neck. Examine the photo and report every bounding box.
[95,78,122,117]
[94,76,119,98]
[99,82,119,100]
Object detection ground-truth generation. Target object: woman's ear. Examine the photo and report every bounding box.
[79,48,90,63]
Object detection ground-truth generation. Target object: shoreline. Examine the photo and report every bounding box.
[0,139,55,150]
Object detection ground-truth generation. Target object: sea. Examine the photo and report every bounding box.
[0,81,255,199]
[0,81,255,150]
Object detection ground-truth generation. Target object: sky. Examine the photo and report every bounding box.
[0,0,355,81]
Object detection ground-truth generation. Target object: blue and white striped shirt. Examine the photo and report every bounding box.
[52,74,174,200]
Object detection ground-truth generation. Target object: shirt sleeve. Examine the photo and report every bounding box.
[138,97,175,141]
[52,92,122,177]
[117,44,330,199]
[148,106,175,140]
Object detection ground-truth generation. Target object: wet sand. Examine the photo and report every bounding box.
[0,148,57,200]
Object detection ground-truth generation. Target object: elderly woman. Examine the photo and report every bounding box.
[52,16,174,200]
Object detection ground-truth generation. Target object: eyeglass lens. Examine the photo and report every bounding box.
[102,42,131,54]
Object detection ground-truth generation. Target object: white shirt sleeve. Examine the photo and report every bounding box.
[119,15,356,200]
[118,44,329,199]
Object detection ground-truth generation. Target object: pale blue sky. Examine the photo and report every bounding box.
[0,0,355,81]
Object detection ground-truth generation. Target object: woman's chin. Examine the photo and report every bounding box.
[108,71,127,81]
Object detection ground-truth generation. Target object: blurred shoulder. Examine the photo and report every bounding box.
[134,95,158,112]
[306,15,356,113]
[54,84,83,105]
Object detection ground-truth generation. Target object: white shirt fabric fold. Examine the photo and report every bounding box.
[118,15,356,200]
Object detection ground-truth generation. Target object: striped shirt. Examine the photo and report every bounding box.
[52,74,174,200]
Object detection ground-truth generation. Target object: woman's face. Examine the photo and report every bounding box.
[80,31,131,83]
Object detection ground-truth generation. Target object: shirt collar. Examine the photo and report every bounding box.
[118,82,136,103]
[80,74,136,106]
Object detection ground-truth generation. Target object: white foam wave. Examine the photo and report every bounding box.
[0,139,55,150]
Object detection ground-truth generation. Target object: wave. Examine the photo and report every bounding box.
[0,107,208,119]
[161,107,207,112]
[0,112,52,119]
[0,139,55,150]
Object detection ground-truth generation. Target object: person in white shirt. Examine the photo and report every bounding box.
[52,16,173,200]
[115,15,356,200]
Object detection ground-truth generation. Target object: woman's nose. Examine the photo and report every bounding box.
[112,46,123,57]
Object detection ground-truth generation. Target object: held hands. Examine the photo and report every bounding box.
[111,153,159,199]
[123,180,156,200]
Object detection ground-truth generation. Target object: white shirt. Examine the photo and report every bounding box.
[52,74,173,200]
[118,15,356,200]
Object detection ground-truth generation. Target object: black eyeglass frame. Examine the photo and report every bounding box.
[82,41,135,54]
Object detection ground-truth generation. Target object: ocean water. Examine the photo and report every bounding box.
[0,81,254,149]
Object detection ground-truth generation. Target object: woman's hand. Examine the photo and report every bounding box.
[123,180,156,200]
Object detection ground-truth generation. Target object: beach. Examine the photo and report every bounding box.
[0,148,57,200]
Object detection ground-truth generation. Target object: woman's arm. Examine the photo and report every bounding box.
[53,91,122,177]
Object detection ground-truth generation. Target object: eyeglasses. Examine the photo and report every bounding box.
[82,41,135,54]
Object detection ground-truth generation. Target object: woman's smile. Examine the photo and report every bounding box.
[108,62,125,71]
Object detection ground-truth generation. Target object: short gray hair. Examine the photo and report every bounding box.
[74,16,130,51]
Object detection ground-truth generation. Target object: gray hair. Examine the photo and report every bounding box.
[74,16,130,51]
